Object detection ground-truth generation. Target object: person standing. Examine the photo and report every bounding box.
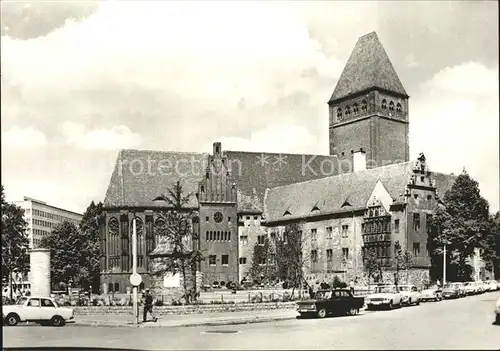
[349,280,355,295]
[143,289,157,323]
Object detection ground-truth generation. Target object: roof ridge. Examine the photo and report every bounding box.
[120,148,209,155]
[226,150,335,157]
[268,161,413,192]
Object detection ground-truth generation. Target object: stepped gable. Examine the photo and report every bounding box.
[104,149,208,209]
[225,151,340,213]
[329,31,408,102]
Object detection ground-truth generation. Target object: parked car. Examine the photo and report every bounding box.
[476,281,487,294]
[398,285,421,306]
[463,282,476,296]
[296,289,365,318]
[442,283,463,299]
[365,285,403,310]
[485,280,498,292]
[420,285,443,302]
[495,296,500,325]
[2,296,74,327]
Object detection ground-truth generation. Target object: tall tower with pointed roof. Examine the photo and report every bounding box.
[328,32,409,169]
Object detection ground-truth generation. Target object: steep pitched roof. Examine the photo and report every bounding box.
[104,149,208,208]
[264,161,457,223]
[225,151,341,213]
[329,32,408,102]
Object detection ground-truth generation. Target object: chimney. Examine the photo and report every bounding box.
[353,149,366,172]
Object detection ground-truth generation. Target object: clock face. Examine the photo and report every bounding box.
[214,212,223,223]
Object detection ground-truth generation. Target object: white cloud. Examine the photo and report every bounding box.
[202,125,322,155]
[412,62,499,212]
[60,122,142,150]
[422,62,498,96]
[1,126,47,148]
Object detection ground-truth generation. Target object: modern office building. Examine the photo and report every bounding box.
[14,196,83,249]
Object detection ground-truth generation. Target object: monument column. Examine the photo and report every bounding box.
[30,248,51,296]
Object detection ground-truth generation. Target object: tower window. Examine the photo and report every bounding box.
[361,100,367,112]
[381,99,387,109]
[337,108,343,120]
[396,103,402,112]
[389,101,395,111]
[353,103,359,114]
[345,105,351,117]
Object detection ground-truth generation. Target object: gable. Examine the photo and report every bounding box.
[366,180,393,213]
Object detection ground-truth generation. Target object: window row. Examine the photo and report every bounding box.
[208,254,229,265]
[205,215,232,223]
[33,219,57,228]
[32,209,79,223]
[337,100,368,120]
[365,208,387,218]
[381,99,403,112]
[33,228,50,237]
[310,248,349,263]
[206,230,232,242]
[363,244,391,258]
[361,221,391,234]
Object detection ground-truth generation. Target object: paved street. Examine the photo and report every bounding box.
[3,291,499,350]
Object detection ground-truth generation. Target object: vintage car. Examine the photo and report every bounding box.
[2,296,74,326]
[420,285,443,302]
[495,296,500,325]
[442,283,463,299]
[296,289,365,318]
[485,280,499,292]
[365,285,403,310]
[463,282,477,295]
[398,285,421,306]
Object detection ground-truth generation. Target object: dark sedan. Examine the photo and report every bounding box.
[296,289,365,318]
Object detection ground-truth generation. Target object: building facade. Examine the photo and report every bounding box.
[100,31,457,293]
[14,196,83,249]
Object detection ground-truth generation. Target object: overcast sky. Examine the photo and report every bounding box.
[1,1,498,214]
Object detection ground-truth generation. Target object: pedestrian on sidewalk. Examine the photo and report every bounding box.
[349,280,355,295]
[143,289,158,323]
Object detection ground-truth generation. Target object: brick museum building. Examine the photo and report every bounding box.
[99,32,457,294]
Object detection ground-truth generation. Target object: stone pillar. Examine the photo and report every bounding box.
[30,248,51,297]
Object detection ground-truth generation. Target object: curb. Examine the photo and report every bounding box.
[73,315,297,329]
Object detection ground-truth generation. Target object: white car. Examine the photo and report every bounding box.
[398,285,421,306]
[420,285,443,302]
[463,282,476,295]
[486,280,499,292]
[365,285,403,310]
[2,296,74,327]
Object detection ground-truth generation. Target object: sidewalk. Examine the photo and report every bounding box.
[73,309,298,328]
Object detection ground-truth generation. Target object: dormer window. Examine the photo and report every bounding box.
[206,172,209,179]
[353,103,359,115]
[337,108,343,120]
[396,103,402,112]
[283,210,291,216]
[361,100,367,112]
[389,101,394,111]
[381,99,387,109]
[311,205,320,212]
[345,105,351,117]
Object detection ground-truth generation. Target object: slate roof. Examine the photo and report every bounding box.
[104,149,209,208]
[104,149,340,212]
[264,161,456,223]
[225,151,341,213]
[329,32,408,102]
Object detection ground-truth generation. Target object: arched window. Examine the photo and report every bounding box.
[139,282,144,291]
[345,105,351,117]
[389,101,394,111]
[396,103,402,112]
[337,108,343,120]
[114,282,120,293]
[381,99,387,109]
[353,103,359,115]
[108,283,113,293]
[361,100,367,112]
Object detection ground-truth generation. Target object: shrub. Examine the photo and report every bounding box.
[154,300,164,307]
[171,298,182,306]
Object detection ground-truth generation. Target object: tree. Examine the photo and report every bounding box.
[1,185,30,300]
[151,181,203,304]
[272,223,311,298]
[362,246,382,284]
[393,241,412,286]
[249,238,276,284]
[428,171,492,282]
[40,221,82,289]
[78,201,103,293]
